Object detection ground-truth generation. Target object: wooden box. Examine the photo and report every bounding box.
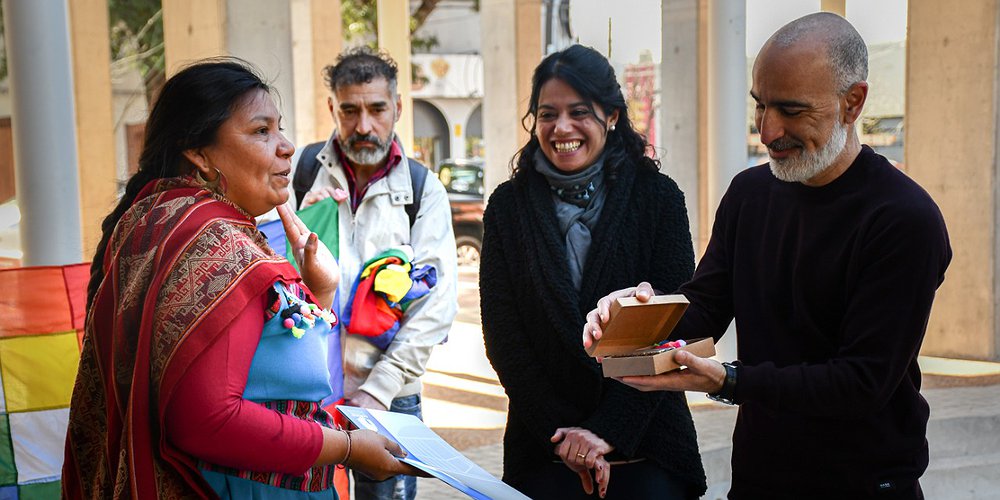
[584,295,716,377]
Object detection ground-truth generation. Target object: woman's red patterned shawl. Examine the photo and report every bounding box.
[62,178,301,499]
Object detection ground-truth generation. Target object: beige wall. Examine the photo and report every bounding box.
[69,0,117,260]
[661,0,706,254]
[907,0,1000,360]
[697,0,709,253]
[292,0,341,145]
[162,0,226,74]
[820,0,846,16]
[164,0,340,150]
[515,0,542,150]
[311,1,341,144]
[480,0,543,199]
[378,0,414,153]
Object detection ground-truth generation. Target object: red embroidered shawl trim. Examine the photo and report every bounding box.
[63,178,304,499]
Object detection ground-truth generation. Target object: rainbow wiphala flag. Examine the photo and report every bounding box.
[0,263,88,498]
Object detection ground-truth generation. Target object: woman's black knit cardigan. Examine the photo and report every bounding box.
[480,154,708,497]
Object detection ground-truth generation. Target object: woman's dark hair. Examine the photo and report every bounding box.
[511,44,658,181]
[86,57,271,308]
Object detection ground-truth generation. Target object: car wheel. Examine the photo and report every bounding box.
[455,235,481,269]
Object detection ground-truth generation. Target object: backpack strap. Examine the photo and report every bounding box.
[293,141,327,209]
[405,158,429,228]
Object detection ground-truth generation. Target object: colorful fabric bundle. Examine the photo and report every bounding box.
[0,263,89,498]
[341,246,437,350]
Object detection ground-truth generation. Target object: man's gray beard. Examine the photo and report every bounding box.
[769,122,848,183]
[343,136,393,166]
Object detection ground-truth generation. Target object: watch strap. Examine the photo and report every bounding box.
[708,361,738,405]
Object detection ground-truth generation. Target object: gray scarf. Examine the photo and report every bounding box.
[533,150,608,290]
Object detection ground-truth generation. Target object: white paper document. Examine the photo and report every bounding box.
[337,406,530,500]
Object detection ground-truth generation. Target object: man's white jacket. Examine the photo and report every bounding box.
[307,136,458,409]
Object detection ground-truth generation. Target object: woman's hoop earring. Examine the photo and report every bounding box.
[195,168,226,195]
[213,168,228,195]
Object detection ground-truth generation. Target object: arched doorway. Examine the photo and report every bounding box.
[412,99,450,168]
[465,104,483,158]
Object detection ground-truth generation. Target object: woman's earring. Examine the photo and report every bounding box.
[195,168,225,195]
[610,123,616,132]
[212,168,228,195]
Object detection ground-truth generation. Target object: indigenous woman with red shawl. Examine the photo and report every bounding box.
[63,59,418,499]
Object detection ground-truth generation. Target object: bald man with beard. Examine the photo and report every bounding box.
[583,12,951,499]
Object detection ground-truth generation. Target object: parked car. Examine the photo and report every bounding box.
[435,158,484,268]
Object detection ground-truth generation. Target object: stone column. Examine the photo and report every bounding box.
[69,0,117,260]
[661,0,705,252]
[515,0,542,150]
[820,0,846,16]
[378,0,414,153]
[226,1,298,144]
[452,118,467,160]
[480,0,542,199]
[291,0,342,146]
[163,0,300,150]
[907,0,1000,361]
[705,0,746,233]
[3,0,83,265]
[162,0,226,73]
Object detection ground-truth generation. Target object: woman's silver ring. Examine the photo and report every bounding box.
[577,452,586,459]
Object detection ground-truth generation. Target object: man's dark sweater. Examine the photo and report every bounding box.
[673,146,951,498]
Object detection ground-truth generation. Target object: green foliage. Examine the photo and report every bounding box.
[340,0,439,86]
[340,0,439,53]
[0,1,165,87]
[410,30,439,54]
[342,0,378,48]
[108,0,165,95]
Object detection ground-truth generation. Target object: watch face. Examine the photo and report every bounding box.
[707,393,735,405]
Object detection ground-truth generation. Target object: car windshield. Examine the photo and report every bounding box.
[438,163,484,196]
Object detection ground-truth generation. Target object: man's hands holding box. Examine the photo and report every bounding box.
[582,281,728,396]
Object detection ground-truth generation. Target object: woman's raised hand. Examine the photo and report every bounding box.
[277,203,338,309]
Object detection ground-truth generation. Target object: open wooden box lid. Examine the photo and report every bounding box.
[585,294,689,358]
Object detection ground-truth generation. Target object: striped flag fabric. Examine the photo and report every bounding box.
[0,263,89,498]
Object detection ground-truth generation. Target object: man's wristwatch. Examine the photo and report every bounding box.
[707,361,739,405]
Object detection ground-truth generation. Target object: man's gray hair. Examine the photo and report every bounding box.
[323,46,399,96]
[769,12,868,93]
